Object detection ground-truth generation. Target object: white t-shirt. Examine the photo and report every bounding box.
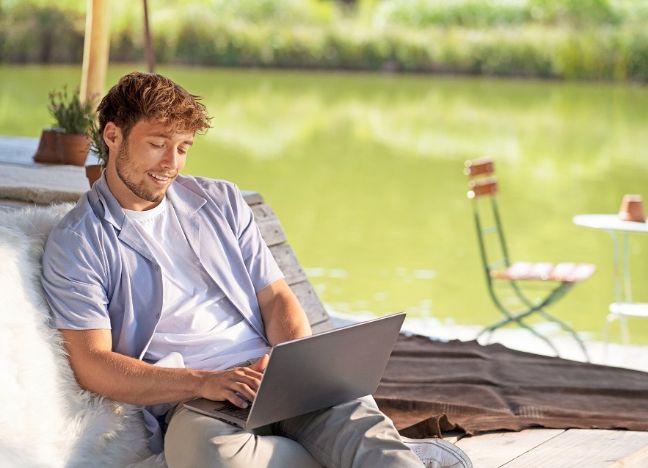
[123,198,269,371]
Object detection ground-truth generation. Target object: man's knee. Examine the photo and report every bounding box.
[165,408,320,468]
[327,395,388,426]
[165,408,254,468]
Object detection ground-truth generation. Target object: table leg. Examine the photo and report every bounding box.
[609,231,622,303]
[622,231,633,303]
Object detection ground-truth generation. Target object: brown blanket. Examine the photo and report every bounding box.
[375,335,648,438]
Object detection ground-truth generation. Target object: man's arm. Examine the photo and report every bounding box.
[61,329,264,408]
[257,278,312,345]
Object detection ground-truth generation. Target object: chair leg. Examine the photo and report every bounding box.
[537,308,590,362]
[516,317,561,357]
[509,282,590,362]
[476,311,561,357]
[476,327,495,345]
[620,315,630,345]
[602,314,615,362]
[477,290,519,343]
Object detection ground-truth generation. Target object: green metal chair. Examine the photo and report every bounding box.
[465,159,594,361]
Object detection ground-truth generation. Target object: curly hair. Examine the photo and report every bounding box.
[96,72,211,157]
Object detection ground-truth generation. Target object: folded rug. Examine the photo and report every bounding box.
[376,335,648,438]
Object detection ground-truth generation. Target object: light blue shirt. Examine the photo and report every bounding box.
[41,174,284,453]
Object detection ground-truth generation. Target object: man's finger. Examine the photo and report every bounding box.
[231,369,262,389]
[226,390,249,409]
[231,382,256,403]
[249,354,269,372]
[237,374,262,391]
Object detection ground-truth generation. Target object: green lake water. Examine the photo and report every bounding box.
[2,64,648,344]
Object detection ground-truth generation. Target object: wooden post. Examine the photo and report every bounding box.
[80,0,111,104]
[143,0,156,73]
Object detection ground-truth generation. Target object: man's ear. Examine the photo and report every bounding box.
[103,122,122,153]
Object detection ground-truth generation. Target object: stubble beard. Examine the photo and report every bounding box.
[116,141,166,204]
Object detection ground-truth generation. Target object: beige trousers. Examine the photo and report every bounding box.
[164,395,423,468]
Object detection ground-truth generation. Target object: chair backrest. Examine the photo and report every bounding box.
[464,159,511,284]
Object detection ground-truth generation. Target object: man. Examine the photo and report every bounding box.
[42,72,471,468]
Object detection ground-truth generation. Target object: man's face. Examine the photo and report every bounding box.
[105,119,194,210]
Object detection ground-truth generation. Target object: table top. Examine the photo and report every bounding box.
[573,214,648,233]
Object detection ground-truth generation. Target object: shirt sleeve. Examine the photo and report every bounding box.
[231,185,285,292]
[41,227,111,330]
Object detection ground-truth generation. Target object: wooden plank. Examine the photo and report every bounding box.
[311,318,335,334]
[290,280,332,329]
[616,445,648,467]
[442,431,465,444]
[468,177,497,198]
[243,190,263,206]
[455,429,564,468]
[256,218,287,247]
[250,203,287,247]
[270,243,307,285]
[503,429,648,468]
[465,158,494,177]
[250,203,278,222]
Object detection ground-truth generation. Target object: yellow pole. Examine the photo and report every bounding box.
[80,0,111,104]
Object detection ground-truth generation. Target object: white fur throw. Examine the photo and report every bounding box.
[0,204,165,467]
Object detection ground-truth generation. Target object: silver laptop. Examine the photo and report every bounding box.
[183,312,405,430]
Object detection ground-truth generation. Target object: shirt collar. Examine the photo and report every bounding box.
[90,173,206,230]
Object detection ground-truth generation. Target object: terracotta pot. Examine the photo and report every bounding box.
[33,129,62,164]
[85,164,104,187]
[618,194,646,223]
[60,133,92,166]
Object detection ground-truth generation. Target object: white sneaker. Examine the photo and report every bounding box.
[401,436,473,468]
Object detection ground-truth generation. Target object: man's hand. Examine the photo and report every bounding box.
[199,354,270,408]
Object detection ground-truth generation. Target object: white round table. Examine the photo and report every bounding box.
[573,214,648,344]
[573,214,648,234]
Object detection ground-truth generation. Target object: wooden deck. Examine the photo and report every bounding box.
[448,429,648,467]
[2,135,648,467]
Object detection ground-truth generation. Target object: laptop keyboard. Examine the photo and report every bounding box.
[219,401,251,420]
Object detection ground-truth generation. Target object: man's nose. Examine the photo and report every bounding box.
[161,148,180,170]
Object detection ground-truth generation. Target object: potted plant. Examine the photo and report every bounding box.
[46,86,95,166]
[86,121,107,186]
[32,128,61,164]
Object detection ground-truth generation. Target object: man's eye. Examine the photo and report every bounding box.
[150,142,164,149]
[178,147,188,155]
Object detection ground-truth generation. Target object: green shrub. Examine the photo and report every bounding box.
[374,0,531,28]
[528,0,620,26]
[207,0,325,24]
[176,22,219,65]
[389,29,437,72]
[1,0,648,83]
[470,29,555,77]
[372,0,624,28]
[111,28,144,63]
[269,27,328,68]
[624,29,648,81]
[161,19,648,81]
[1,3,83,63]
[551,28,618,80]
